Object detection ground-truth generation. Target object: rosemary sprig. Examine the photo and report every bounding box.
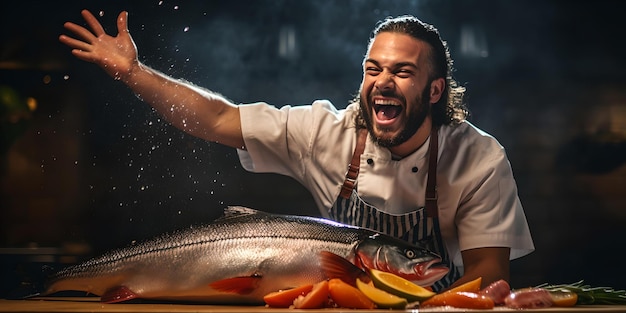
[535,280,626,305]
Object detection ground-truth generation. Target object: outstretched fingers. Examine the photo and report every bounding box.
[63,21,90,40]
[58,33,90,52]
[81,9,107,37]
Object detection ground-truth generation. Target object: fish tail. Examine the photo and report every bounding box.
[4,265,55,299]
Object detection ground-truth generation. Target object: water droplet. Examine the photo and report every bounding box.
[183,26,189,32]
[99,11,105,17]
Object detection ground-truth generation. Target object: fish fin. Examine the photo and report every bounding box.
[209,275,262,295]
[101,286,139,303]
[319,251,370,286]
[216,206,261,221]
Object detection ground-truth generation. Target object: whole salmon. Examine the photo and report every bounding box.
[43,207,448,304]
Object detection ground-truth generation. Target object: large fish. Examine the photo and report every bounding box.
[42,206,448,304]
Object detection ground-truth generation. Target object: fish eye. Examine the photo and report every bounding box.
[404,249,416,259]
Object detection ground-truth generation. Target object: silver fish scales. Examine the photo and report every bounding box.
[43,206,448,304]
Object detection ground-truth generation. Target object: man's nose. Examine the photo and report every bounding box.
[374,71,395,90]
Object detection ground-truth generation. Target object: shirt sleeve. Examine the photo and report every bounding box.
[439,124,535,266]
[236,102,309,179]
[455,149,535,259]
[236,101,358,213]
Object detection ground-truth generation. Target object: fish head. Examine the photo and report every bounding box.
[355,234,449,287]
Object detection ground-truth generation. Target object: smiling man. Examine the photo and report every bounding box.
[359,31,439,155]
[60,11,534,291]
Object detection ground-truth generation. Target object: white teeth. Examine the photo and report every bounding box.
[374,99,399,106]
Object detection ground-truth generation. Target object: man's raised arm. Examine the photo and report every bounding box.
[59,10,244,149]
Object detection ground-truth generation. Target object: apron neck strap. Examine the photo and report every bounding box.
[339,128,368,199]
[425,125,439,218]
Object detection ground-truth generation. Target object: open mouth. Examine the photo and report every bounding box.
[409,258,450,287]
[373,99,403,125]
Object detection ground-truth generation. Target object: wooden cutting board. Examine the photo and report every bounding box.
[2,298,626,312]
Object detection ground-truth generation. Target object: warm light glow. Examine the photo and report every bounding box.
[26,97,37,111]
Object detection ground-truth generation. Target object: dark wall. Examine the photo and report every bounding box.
[1,0,625,297]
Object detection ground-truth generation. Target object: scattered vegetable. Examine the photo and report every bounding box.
[292,280,329,309]
[479,279,511,305]
[549,289,578,307]
[445,276,482,294]
[356,278,408,309]
[328,278,375,309]
[504,288,553,309]
[421,291,495,309]
[263,284,314,307]
[264,276,626,310]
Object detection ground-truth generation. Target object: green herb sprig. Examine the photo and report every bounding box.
[536,280,626,305]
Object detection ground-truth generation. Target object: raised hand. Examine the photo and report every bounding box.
[59,10,138,81]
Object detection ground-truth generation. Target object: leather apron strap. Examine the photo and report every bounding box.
[425,126,439,218]
[339,129,368,199]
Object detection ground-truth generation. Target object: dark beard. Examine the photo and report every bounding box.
[357,86,431,148]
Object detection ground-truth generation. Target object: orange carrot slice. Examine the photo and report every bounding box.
[263,284,314,308]
[293,280,329,309]
[328,278,375,309]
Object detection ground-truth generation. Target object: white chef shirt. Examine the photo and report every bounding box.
[237,100,534,266]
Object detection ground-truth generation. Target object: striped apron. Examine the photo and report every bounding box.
[329,127,460,291]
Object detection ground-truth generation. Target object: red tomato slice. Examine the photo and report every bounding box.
[421,291,495,310]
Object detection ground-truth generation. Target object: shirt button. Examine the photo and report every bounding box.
[367,158,374,165]
[411,166,418,173]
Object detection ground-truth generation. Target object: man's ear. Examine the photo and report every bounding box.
[429,78,445,104]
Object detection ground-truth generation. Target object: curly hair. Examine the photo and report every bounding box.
[364,15,468,126]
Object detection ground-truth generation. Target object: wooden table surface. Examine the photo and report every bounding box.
[2,298,626,313]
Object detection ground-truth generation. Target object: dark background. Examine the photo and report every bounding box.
[1,0,625,297]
